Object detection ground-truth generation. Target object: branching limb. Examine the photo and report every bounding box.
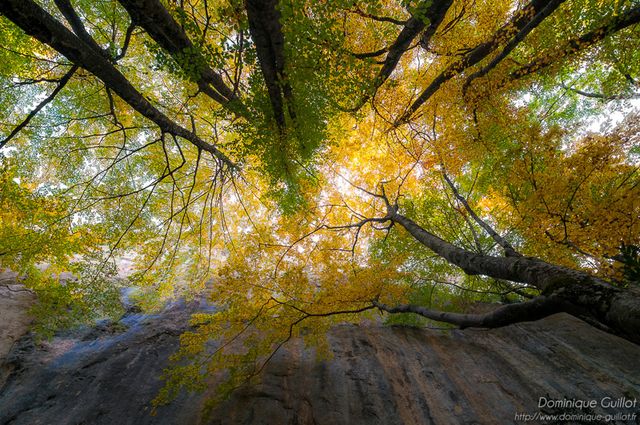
[0,65,78,150]
[561,83,640,101]
[348,7,407,26]
[0,0,235,167]
[373,295,565,328]
[388,209,602,292]
[442,171,520,256]
[544,230,599,262]
[251,299,377,377]
[410,273,537,299]
[245,0,293,132]
[344,0,453,112]
[492,279,537,299]
[462,0,567,93]
[352,46,390,59]
[511,6,640,81]
[54,0,111,59]
[116,0,244,114]
[395,0,568,125]
[115,22,136,61]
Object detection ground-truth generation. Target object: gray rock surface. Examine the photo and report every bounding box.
[1,302,639,424]
[0,271,35,389]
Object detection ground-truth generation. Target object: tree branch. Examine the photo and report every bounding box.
[114,22,136,61]
[116,0,244,114]
[0,65,78,150]
[442,171,520,256]
[561,84,640,101]
[462,0,567,93]
[0,0,234,167]
[344,0,454,112]
[395,0,566,125]
[388,209,597,292]
[54,0,111,59]
[245,0,293,132]
[349,7,407,26]
[373,295,565,328]
[511,6,640,81]
[352,46,390,59]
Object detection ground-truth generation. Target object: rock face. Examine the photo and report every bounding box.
[0,302,639,425]
[0,271,36,389]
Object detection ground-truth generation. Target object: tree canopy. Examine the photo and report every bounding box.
[1,0,640,405]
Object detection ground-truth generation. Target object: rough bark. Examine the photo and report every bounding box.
[388,210,640,343]
[374,295,566,328]
[245,0,293,132]
[0,0,234,166]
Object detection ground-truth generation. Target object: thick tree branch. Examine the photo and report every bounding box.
[386,207,640,342]
[116,0,244,114]
[54,0,111,59]
[373,295,565,328]
[462,0,567,93]
[0,0,234,167]
[389,209,587,291]
[377,0,453,86]
[511,6,640,81]
[245,0,293,132]
[396,0,565,125]
[0,65,78,150]
[346,0,454,112]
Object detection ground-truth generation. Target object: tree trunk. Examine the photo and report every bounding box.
[389,210,640,343]
[245,0,291,132]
